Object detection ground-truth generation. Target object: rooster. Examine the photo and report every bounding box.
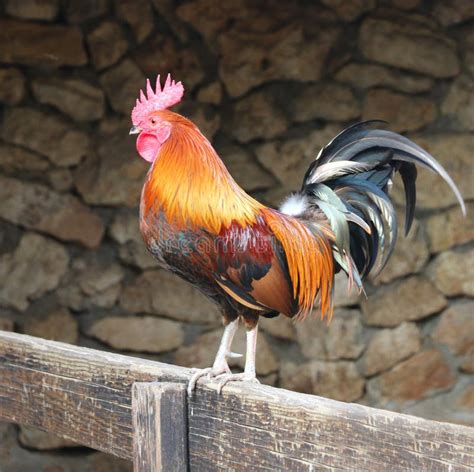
[129,74,465,395]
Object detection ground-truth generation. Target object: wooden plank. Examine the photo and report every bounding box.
[188,387,474,471]
[132,382,188,472]
[0,330,189,459]
[1,331,473,471]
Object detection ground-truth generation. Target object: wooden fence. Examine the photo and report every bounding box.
[0,330,473,471]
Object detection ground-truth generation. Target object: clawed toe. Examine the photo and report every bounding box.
[188,367,211,396]
[216,373,260,394]
[187,365,230,396]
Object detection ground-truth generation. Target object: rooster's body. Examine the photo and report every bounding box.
[130,75,465,394]
[140,110,334,322]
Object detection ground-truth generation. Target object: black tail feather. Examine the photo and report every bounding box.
[292,121,465,285]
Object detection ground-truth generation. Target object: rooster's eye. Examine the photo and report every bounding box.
[150,118,157,125]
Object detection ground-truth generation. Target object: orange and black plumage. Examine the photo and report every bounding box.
[139,109,334,325]
[130,75,465,394]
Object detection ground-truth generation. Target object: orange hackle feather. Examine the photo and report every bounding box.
[141,110,335,320]
[264,210,334,320]
[142,110,263,233]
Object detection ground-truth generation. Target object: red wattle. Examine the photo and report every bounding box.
[136,132,161,163]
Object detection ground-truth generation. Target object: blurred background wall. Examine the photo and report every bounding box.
[0,0,472,470]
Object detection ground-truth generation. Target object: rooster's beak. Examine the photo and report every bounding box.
[129,126,141,135]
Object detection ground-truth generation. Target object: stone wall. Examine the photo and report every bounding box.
[0,0,473,470]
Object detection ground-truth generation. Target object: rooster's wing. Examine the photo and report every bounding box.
[202,220,295,316]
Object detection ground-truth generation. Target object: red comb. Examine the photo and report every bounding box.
[131,74,184,125]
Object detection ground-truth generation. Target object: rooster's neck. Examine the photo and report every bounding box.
[141,120,263,232]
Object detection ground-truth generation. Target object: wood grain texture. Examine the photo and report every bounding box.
[0,330,189,459]
[132,382,188,472]
[188,387,474,471]
[1,331,473,471]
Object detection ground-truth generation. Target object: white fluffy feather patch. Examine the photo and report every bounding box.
[279,193,310,216]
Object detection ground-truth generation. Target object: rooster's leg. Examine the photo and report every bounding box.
[187,318,239,395]
[216,324,260,394]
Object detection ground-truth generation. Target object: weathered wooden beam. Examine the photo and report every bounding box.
[0,330,189,459]
[0,331,473,471]
[132,382,188,472]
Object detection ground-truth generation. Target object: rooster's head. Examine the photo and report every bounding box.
[130,74,184,163]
